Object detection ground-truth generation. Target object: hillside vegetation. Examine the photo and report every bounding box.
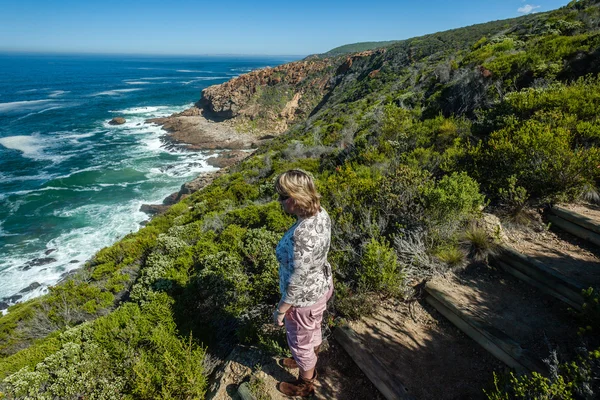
[318,40,400,57]
[2,0,600,398]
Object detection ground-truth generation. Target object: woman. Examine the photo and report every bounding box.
[273,169,333,397]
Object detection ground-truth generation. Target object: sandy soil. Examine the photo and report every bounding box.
[208,341,383,400]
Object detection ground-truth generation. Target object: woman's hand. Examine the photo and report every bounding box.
[273,308,285,327]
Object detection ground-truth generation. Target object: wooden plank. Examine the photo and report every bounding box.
[493,258,582,310]
[333,325,415,400]
[552,206,600,235]
[548,214,600,248]
[425,283,546,374]
[237,382,256,400]
[500,246,585,295]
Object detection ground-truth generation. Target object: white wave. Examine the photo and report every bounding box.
[60,131,97,141]
[16,106,65,121]
[0,221,18,238]
[110,106,170,115]
[91,88,143,96]
[0,134,74,163]
[124,81,153,85]
[16,88,40,93]
[0,180,202,303]
[0,172,54,184]
[48,90,69,98]
[176,69,213,73]
[180,76,230,85]
[139,77,169,80]
[0,135,44,156]
[0,99,52,113]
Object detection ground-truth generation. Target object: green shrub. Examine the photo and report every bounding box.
[470,117,600,202]
[45,281,114,326]
[358,238,403,295]
[435,245,466,268]
[195,252,251,316]
[2,340,125,399]
[485,348,600,399]
[423,172,485,227]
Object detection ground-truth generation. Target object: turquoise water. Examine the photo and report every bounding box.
[0,53,299,306]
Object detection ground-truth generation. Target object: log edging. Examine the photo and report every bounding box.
[333,325,415,400]
[425,282,545,374]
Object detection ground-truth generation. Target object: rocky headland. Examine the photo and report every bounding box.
[142,51,384,214]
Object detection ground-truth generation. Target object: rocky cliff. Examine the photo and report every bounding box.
[198,59,333,132]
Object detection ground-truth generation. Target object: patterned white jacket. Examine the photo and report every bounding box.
[276,207,332,307]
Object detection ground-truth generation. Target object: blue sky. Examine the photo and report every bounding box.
[0,0,570,56]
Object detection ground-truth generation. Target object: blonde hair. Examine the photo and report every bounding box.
[275,170,321,217]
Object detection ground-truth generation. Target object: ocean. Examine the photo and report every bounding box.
[0,53,299,308]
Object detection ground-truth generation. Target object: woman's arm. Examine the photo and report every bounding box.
[273,299,292,326]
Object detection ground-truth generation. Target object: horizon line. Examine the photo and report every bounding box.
[0,49,310,58]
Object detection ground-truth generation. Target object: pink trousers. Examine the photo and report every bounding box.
[284,283,334,371]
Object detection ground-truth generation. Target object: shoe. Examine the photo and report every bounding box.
[278,345,321,369]
[277,371,317,397]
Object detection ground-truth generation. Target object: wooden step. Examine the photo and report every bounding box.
[425,281,544,374]
[334,325,414,400]
[551,205,600,234]
[334,301,505,399]
[549,205,600,247]
[424,268,580,376]
[491,246,585,309]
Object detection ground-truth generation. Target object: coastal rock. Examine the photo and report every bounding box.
[0,302,9,311]
[147,113,261,150]
[19,282,41,294]
[198,59,334,132]
[22,257,56,271]
[3,294,22,303]
[45,248,56,255]
[109,117,126,125]
[206,150,251,168]
[140,204,170,216]
[162,192,180,206]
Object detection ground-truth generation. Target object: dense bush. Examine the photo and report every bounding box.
[2,1,600,397]
[358,238,403,294]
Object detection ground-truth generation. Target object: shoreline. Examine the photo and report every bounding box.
[0,105,271,312]
[140,105,275,216]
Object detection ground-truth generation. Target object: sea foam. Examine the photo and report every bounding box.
[0,99,52,113]
[91,88,143,96]
[0,135,44,156]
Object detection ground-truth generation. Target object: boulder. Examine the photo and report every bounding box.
[3,294,22,303]
[206,150,250,168]
[140,204,169,215]
[45,248,56,255]
[19,282,41,294]
[22,257,56,271]
[109,117,126,125]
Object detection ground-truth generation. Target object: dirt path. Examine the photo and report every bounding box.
[208,341,384,400]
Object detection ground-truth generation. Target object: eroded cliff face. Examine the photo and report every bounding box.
[148,49,386,144]
[198,59,334,133]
